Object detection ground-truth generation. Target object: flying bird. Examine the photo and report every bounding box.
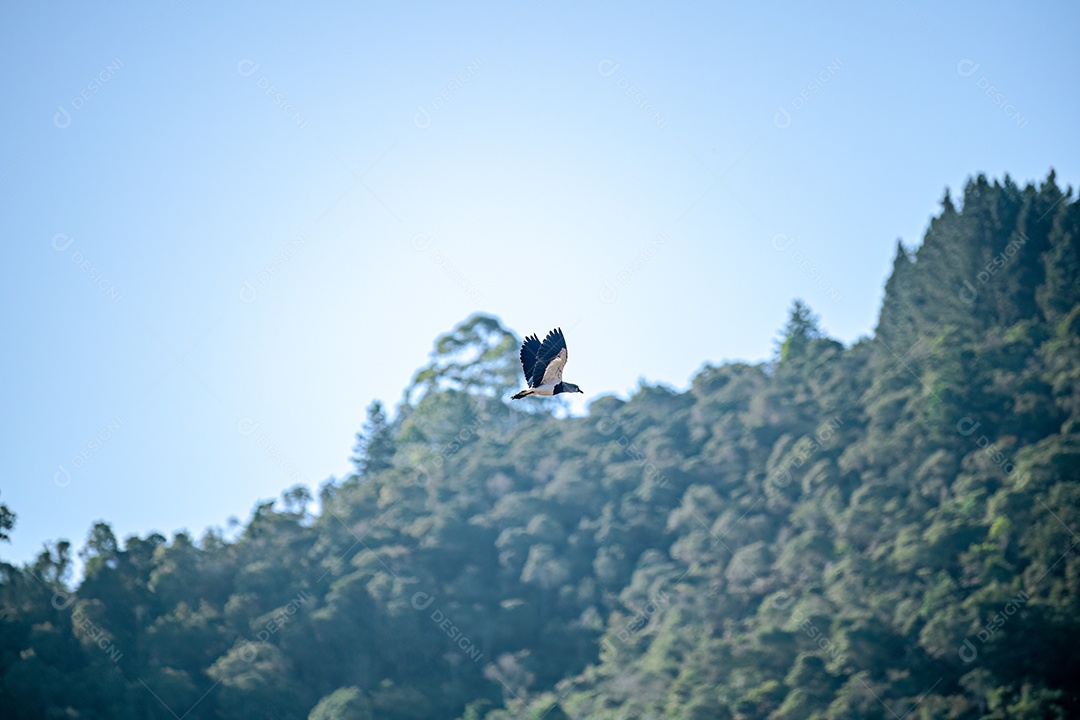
[511,327,583,399]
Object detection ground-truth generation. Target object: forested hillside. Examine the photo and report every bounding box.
[2,172,1078,719]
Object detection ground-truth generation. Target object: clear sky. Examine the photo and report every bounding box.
[2,1,1076,573]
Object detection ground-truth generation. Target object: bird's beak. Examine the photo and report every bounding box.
[578,388,584,393]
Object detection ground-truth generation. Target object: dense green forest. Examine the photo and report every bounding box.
[2,172,1078,719]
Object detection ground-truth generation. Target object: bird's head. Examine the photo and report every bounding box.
[564,383,583,394]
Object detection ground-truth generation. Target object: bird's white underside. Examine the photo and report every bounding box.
[536,349,567,387]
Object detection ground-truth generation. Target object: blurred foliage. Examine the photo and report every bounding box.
[1,172,1078,718]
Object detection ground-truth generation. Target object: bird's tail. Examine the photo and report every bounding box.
[511,389,531,400]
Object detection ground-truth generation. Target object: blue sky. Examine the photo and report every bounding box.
[2,1,1076,573]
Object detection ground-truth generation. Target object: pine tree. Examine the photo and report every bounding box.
[352,400,395,476]
[874,239,916,352]
[777,299,823,363]
[1036,174,1080,322]
[0,500,13,545]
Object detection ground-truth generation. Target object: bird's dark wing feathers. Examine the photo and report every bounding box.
[531,328,567,387]
[519,334,541,385]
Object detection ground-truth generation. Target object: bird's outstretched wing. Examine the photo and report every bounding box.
[519,334,541,385]
[532,327,568,388]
